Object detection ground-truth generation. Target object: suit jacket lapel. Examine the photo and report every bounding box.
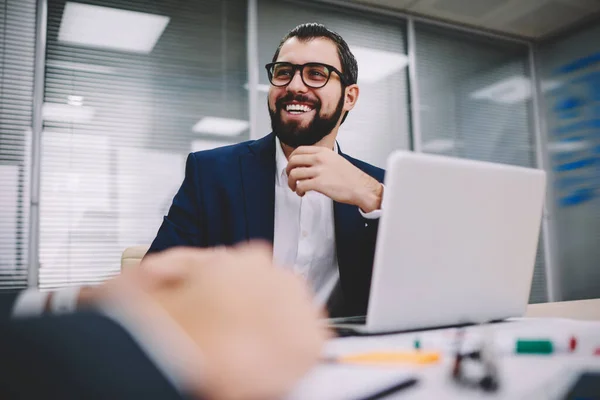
[333,200,360,258]
[240,133,276,244]
[333,149,364,255]
[334,146,364,253]
[334,148,375,314]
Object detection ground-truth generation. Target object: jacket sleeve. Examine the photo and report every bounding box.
[148,152,205,255]
[0,291,20,320]
[0,311,187,400]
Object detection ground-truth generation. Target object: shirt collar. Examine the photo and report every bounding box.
[274,136,339,187]
[275,136,288,187]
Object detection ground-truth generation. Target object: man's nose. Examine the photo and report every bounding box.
[286,70,308,93]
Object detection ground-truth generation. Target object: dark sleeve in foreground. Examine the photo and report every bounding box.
[0,290,21,320]
[0,311,189,400]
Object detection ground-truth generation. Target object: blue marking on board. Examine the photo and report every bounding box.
[559,188,596,207]
[572,71,600,84]
[554,97,582,112]
[555,52,600,74]
[554,158,597,172]
[591,81,600,102]
[551,51,600,208]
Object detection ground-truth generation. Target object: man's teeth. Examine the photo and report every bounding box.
[286,104,313,113]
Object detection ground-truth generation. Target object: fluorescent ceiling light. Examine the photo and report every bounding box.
[470,76,562,104]
[350,46,409,84]
[58,2,170,54]
[422,139,455,153]
[192,117,249,136]
[471,76,530,104]
[42,103,95,123]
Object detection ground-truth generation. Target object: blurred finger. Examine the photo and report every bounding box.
[295,178,318,197]
[286,154,318,176]
[289,146,324,157]
[288,167,318,191]
[233,239,273,253]
[140,247,220,285]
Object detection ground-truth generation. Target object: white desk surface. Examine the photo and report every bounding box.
[526,298,600,321]
[321,318,600,399]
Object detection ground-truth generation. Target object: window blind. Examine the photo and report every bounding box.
[0,0,36,290]
[414,23,548,303]
[40,0,248,289]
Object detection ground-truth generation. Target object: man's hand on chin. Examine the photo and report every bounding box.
[286,146,383,212]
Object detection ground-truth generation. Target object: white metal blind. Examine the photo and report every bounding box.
[40,0,248,289]
[0,0,35,290]
[414,23,548,303]
[256,0,411,169]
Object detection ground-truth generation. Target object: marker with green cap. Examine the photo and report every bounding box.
[515,339,554,354]
[509,336,577,355]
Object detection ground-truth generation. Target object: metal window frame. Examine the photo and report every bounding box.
[28,0,47,287]
[528,43,560,302]
[407,16,422,152]
[247,0,260,140]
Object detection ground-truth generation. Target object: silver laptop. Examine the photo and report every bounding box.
[331,151,547,334]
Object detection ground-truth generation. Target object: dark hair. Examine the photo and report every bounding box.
[272,23,358,124]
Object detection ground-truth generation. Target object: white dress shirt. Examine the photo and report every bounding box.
[272,137,382,306]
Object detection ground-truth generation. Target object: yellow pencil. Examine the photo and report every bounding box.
[329,351,441,365]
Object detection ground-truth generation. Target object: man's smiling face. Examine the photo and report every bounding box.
[268,37,346,148]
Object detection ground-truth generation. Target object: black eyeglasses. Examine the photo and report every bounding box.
[265,62,348,89]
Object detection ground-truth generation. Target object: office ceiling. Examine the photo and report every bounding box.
[348,0,600,39]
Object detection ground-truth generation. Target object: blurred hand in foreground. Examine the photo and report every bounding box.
[86,242,328,400]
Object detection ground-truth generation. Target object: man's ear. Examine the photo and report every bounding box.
[343,84,359,112]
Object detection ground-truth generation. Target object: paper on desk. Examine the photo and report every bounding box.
[284,364,417,400]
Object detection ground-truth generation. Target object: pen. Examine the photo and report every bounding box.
[324,350,441,365]
[365,377,419,400]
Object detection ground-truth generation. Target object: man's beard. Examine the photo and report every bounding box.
[269,93,345,148]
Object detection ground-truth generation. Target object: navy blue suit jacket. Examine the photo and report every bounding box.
[148,133,385,315]
[0,293,184,400]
